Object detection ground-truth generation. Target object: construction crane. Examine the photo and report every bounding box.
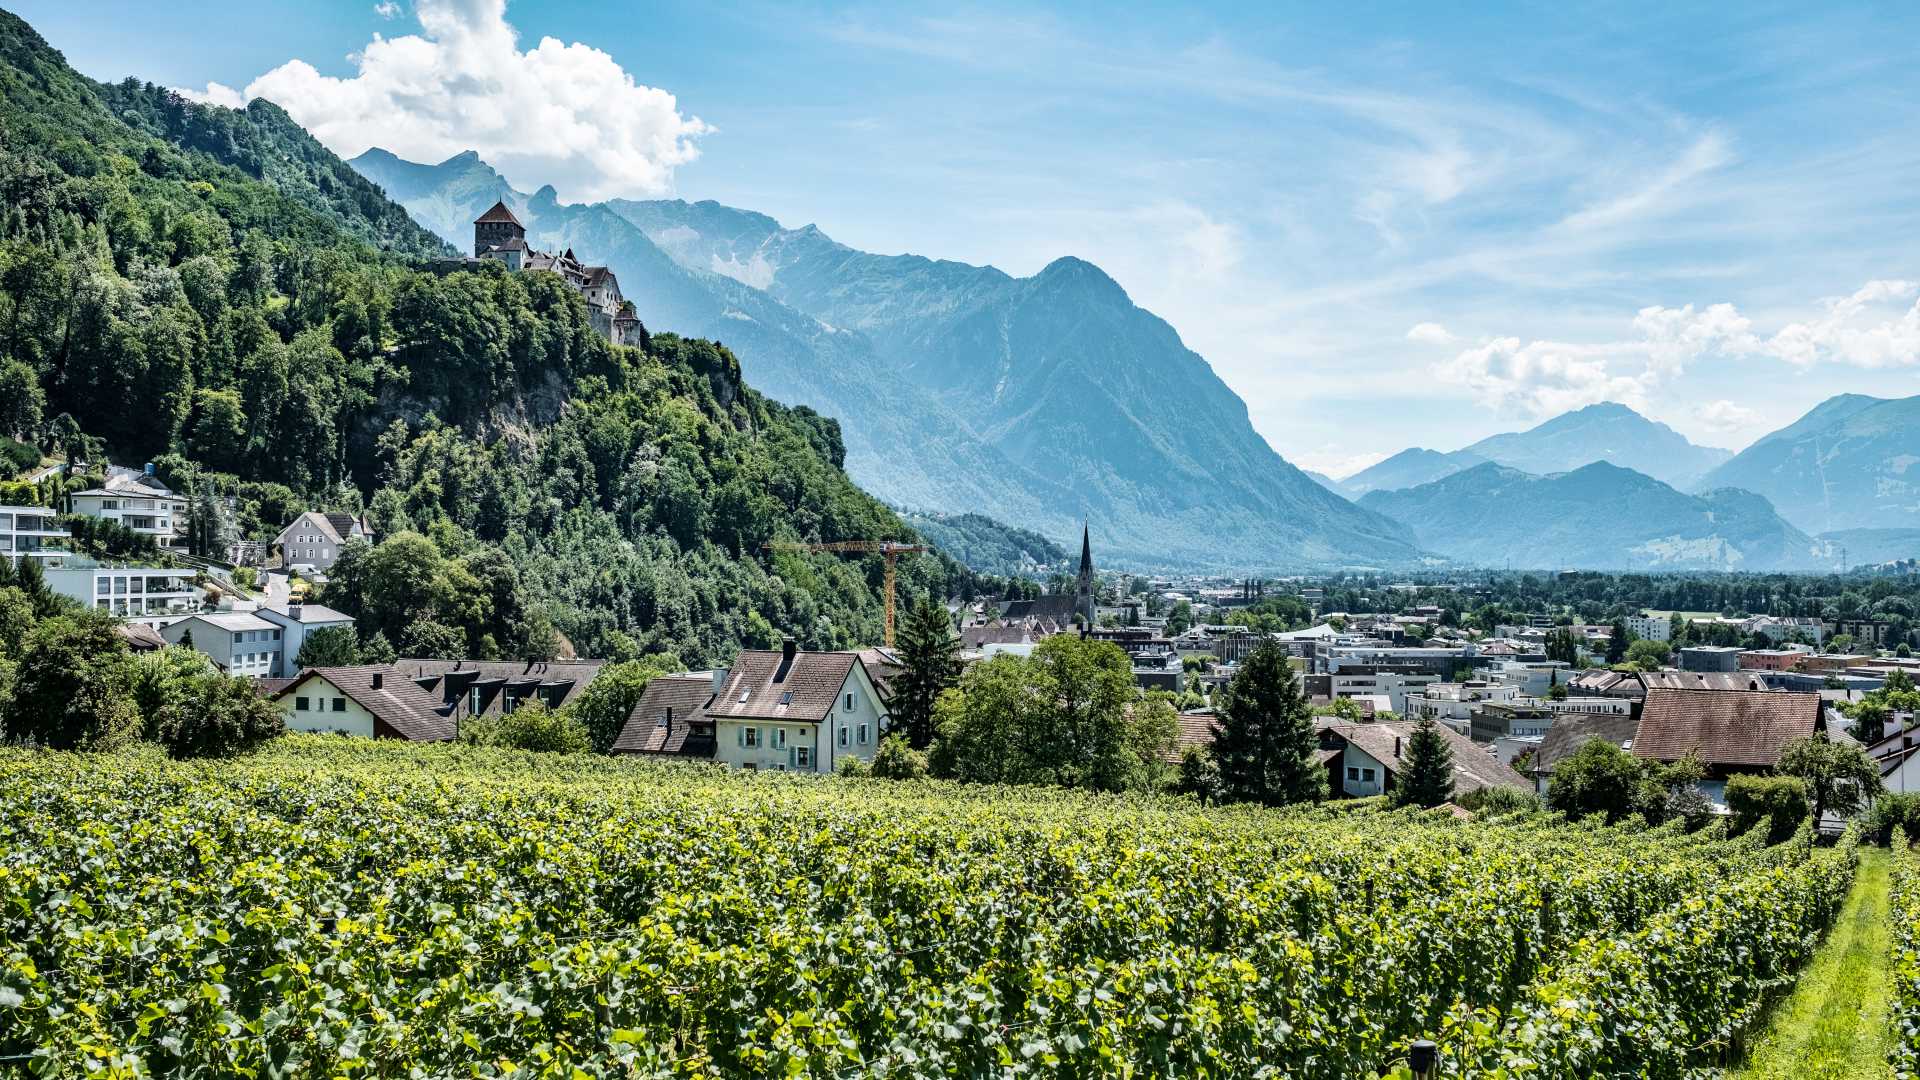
[763,539,929,646]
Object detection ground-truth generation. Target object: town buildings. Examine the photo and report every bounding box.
[63,465,189,552]
[701,642,890,772]
[0,504,66,567]
[466,202,643,346]
[275,512,374,573]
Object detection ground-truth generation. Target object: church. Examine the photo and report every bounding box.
[469,201,643,347]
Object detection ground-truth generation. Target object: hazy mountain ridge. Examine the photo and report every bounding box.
[1359,461,1824,571]
[1460,402,1732,488]
[1339,447,1490,497]
[351,153,1422,569]
[1697,393,1920,534]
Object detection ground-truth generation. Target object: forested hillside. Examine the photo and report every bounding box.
[0,10,954,663]
[897,509,1068,577]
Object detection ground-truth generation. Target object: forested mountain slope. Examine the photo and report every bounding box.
[0,9,952,663]
[352,151,1422,570]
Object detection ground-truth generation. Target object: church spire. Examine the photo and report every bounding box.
[1075,522,1094,630]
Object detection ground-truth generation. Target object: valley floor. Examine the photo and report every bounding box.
[1731,848,1893,1079]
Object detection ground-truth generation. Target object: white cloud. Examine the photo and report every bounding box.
[374,1,401,17]
[1693,399,1760,433]
[177,0,708,203]
[1293,448,1388,480]
[1405,322,1454,344]
[1435,277,1920,423]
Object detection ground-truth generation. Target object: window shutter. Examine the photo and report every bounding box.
[737,726,744,748]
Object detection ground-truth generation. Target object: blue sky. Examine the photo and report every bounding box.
[17,0,1920,477]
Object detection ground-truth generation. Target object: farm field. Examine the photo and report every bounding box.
[0,737,1860,1078]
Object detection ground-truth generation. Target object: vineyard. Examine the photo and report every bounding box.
[0,736,1860,1078]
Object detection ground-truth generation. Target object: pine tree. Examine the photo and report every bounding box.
[1212,641,1325,806]
[1606,621,1628,665]
[1394,715,1454,808]
[890,594,959,748]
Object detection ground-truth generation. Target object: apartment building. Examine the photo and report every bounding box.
[64,466,189,551]
[0,504,68,566]
[44,563,200,625]
[159,612,283,678]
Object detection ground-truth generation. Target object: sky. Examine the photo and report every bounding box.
[17,0,1920,478]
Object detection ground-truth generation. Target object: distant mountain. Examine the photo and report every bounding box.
[1339,447,1488,497]
[1304,470,1342,492]
[351,151,1420,569]
[1359,462,1823,571]
[1815,528,1920,568]
[1460,402,1732,488]
[1695,394,1920,533]
[900,510,1068,578]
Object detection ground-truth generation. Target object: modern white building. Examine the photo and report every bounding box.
[159,612,283,678]
[257,603,356,673]
[705,643,890,773]
[1411,681,1526,735]
[1330,669,1440,715]
[1625,615,1671,642]
[0,505,68,567]
[1477,659,1573,698]
[45,563,201,624]
[63,466,190,551]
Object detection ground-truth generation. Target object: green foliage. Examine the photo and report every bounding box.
[1213,641,1325,806]
[1866,793,1920,847]
[1625,637,1671,669]
[150,671,284,759]
[897,510,1066,577]
[489,701,591,755]
[1727,774,1812,843]
[1175,744,1223,804]
[293,624,361,668]
[1778,734,1883,823]
[1455,784,1537,815]
[888,595,958,748]
[2,609,139,750]
[128,644,215,724]
[565,658,674,755]
[1546,739,1646,823]
[1893,827,1920,1077]
[0,736,1861,1077]
[1393,715,1454,809]
[869,733,928,779]
[928,636,1164,792]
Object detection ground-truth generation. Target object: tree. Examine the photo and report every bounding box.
[129,645,215,724]
[1854,700,1891,746]
[1175,745,1223,804]
[1726,774,1810,843]
[1212,641,1325,806]
[870,733,929,779]
[1606,620,1629,665]
[1624,638,1670,670]
[359,630,398,665]
[294,624,362,668]
[1545,739,1643,823]
[889,595,959,748]
[0,359,44,442]
[491,701,590,754]
[566,657,674,754]
[399,620,466,660]
[1778,734,1883,824]
[151,672,284,758]
[2,610,139,751]
[1393,715,1454,808]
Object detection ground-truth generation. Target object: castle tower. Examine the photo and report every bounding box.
[1075,522,1094,628]
[473,200,526,257]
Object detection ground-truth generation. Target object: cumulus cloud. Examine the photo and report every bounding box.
[1693,399,1760,433]
[177,0,708,203]
[374,2,401,18]
[1405,322,1454,344]
[1434,277,1920,420]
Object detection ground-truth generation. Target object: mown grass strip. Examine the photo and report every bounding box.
[1733,847,1893,1080]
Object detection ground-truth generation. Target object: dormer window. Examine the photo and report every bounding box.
[779,691,792,705]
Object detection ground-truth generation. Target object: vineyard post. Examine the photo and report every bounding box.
[1409,1039,1438,1080]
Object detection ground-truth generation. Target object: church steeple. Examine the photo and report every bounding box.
[1075,522,1094,629]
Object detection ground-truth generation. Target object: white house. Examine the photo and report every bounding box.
[275,511,374,573]
[64,466,190,551]
[705,643,889,773]
[257,602,356,674]
[1625,614,1671,642]
[273,665,454,740]
[159,612,283,678]
[45,564,201,625]
[0,505,67,567]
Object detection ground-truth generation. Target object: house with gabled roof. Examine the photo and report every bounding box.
[275,510,374,573]
[611,673,719,758]
[706,641,889,773]
[1317,718,1532,800]
[272,665,454,741]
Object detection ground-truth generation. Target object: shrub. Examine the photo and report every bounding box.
[1867,791,1920,847]
[1458,784,1539,815]
[870,733,928,779]
[2,610,139,751]
[835,755,872,778]
[151,673,285,759]
[1726,774,1810,843]
[492,703,590,755]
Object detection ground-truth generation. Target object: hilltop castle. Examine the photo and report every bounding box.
[469,201,642,347]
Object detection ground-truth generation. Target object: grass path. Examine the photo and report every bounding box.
[1732,848,1893,1079]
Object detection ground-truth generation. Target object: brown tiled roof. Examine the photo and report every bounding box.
[1327,720,1531,794]
[1534,711,1641,774]
[1570,668,1638,695]
[1632,688,1822,768]
[962,626,1031,648]
[1162,710,1217,763]
[707,649,860,723]
[1640,670,1767,693]
[475,200,523,226]
[402,658,606,717]
[612,674,716,756]
[275,665,454,741]
[116,622,167,651]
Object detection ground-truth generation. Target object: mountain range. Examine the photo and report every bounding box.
[1696,393,1920,535]
[1359,462,1825,572]
[1339,402,1730,496]
[350,149,1419,570]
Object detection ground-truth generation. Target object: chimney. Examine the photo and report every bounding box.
[372,672,384,690]
[782,638,798,665]
[664,707,673,735]
[1394,736,1402,758]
